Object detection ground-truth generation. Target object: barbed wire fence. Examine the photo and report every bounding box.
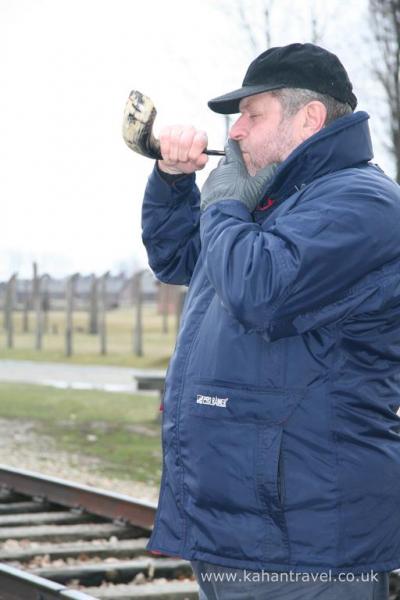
[1,263,187,358]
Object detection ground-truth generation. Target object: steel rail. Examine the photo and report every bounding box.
[0,563,96,600]
[0,465,157,530]
[0,467,202,599]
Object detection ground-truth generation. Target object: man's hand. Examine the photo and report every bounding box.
[158,125,209,175]
[200,139,278,213]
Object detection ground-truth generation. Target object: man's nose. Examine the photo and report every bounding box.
[229,115,248,140]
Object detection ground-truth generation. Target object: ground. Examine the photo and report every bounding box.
[0,305,171,501]
[0,382,162,503]
[0,416,159,503]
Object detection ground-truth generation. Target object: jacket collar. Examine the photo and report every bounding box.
[261,111,373,205]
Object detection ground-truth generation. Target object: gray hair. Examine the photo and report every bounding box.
[271,88,353,126]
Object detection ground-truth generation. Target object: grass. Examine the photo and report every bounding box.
[0,382,162,486]
[0,304,177,368]
[0,303,173,484]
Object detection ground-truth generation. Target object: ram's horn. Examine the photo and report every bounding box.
[122,90,224,159]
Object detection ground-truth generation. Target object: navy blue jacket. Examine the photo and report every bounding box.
[142,111,400,574]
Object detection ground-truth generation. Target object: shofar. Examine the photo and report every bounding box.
[122,90,224,160]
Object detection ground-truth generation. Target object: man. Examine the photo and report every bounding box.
[141,43,399,599]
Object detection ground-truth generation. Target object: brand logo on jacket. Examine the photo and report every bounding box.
[196,394,229,408]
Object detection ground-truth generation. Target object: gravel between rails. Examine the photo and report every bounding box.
[0,418,159,503]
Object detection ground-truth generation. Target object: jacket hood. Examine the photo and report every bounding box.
[264,111,373,203]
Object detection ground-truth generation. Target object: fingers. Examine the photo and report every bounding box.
[158,125,209,174]
[189,131,208,161]
[178,127,196,162]
[159,126,173,161]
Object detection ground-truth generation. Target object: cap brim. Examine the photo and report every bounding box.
[208,83,285,114]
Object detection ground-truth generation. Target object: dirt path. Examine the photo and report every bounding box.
[0,418,159,503]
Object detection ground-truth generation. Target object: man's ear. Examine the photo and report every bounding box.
[301,101,327,141]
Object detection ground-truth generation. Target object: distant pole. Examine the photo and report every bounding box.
[224,115,232,140]
[65,273,79,357]
[99,272,109,355]
[41,276,50,335]
[33,262,43,351]
[22,279,30,333]
[88,274,99,334]
[3,283,9,333]
[132,270,144,356]
[161,283,169,334]
[5,274,17,349]
[176,287,187,334]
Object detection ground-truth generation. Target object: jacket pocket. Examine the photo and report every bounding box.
[277,443,285,505]
[253,423,287,515]
[182,379,303,561]
[189,379,302,424]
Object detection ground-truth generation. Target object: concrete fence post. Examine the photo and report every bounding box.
[65,273,79,357]
[132,270,145,357]
[161,283,169,334]
[176,287,187,334]
[5,273,17,349]
[99,272,109,355]
[33,263,43,351]
[88,274,99,334]
[22,279,30,333]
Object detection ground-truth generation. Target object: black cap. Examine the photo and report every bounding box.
[208,43,357,114]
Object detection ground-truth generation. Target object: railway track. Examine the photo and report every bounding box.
[1,465,400,599]
[0,466,198,599]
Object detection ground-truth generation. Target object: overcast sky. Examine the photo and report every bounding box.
[0,0,390,280]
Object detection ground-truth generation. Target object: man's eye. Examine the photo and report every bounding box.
[249,114,261,119]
